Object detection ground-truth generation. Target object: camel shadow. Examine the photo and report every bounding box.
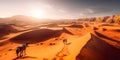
[12,56,37,60]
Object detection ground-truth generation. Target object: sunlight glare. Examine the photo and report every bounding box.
[30,9,46,18]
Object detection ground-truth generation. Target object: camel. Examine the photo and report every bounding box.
[16,43,30,57]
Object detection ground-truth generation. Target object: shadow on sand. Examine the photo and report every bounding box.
[76,34,120,60]
[12,56,37,60]
[53,43,71,60]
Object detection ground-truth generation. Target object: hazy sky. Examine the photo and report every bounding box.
[0,0,120,19]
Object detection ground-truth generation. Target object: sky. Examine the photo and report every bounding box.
[0,0,120,19]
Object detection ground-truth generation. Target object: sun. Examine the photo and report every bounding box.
[30,9,46,18]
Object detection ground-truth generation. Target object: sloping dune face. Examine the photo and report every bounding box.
[69,24,84,28]
[10,29,62,44]
[0,24,18,39]
[76,34,120,60]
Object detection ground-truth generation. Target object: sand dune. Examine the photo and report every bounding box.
[0,28,91,60]
[69,24,84,28]
[0,24,18,40]
[0,25,120,60]
[0,15,120,60]
[9,28,75,44]
[76,34,120,60]
[10,29,63,44]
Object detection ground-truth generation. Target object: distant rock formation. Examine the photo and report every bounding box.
[79,14,120,24]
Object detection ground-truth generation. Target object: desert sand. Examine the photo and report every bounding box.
[0,15,120,60]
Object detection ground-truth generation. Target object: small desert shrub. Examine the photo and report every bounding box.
[8,49,13,51]
[49,43,53,45]
[93,27,98,30]
[102,28,107,31]
[49,43,55,45]
[40,43,44,45]
[52,43,55,45]
[55,38,58,40]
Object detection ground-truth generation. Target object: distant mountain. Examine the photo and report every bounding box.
[0,15,26,23]
[1,14,120,24]
[81,14,120,24]
[10,15,35,20]
[0,15,54,24]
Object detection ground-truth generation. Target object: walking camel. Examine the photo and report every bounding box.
[16,43,30,57]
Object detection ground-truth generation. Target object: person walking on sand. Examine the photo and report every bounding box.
[63,39,71,45]
[63,39,67,45]
[57,39,71,56]
[53,39,71,60]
